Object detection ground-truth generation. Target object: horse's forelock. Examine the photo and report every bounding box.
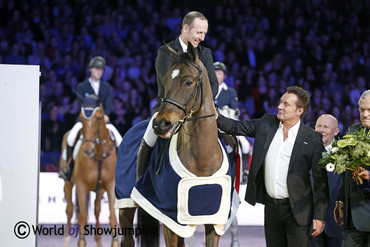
[174,52,194,66]
[170,53,198,76]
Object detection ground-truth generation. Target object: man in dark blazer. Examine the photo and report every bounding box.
[217,86,329,247]
[152,11,218,113]
[310,114,343,247]
[136,10,219,181]
[336,90,370,246]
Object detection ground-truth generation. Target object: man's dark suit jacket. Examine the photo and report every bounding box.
[76,79,113,116]
[152,37,218,113]
[324,171,343,237]
[338,123,370,232]
[217,113,329,226]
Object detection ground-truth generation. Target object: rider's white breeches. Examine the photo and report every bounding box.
[67,122,122,148]
[67,122,83,147]
[106,123,122,147]
[143,112,158,147]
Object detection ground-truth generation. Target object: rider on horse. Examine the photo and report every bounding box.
[59,56,122,181]
[136,11,219,182]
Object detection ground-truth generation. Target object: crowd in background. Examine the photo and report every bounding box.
[1,0,370,171]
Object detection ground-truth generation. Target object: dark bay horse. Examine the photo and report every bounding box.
[60,99,119,247]
[151,43,224,246]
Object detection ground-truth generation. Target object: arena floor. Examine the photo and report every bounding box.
[37,225,266,247]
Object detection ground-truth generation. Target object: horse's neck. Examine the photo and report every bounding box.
[177,110,221,176]
[95,121,113,155]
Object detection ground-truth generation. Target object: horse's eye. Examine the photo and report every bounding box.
[184,80,192,86]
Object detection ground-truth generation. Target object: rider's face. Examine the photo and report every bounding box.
[181,18,208,48]
[90,67,104,81]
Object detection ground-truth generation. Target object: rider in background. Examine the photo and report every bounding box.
[214,61,240,120]
[59,56,122,181]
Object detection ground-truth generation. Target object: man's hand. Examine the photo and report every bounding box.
[334,201,344,226]
[311,219,325,237]
[213,104,218,119]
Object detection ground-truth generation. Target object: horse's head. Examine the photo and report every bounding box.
[153,42,212,138]
[79,95,106,158]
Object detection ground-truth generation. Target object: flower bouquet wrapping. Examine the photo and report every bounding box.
[318,128,370,185]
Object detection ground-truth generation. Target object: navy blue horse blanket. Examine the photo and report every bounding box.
[115,119,239,238]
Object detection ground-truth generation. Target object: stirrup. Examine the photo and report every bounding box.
[58,165,70,181]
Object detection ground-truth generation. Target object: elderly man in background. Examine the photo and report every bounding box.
[336,90,370,247]
[310,114,343,247]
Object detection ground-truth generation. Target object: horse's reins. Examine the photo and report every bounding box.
[155,61,215,174]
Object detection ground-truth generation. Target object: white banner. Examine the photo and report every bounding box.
[39,172,118,224]
[0,65,40,247]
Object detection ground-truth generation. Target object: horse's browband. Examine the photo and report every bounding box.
[81,106,100,120]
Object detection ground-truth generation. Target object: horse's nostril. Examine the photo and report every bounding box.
[153,118,172,135]
[160,121,168,129]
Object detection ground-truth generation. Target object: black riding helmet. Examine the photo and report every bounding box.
[89,56,106,69]
[213,61,226,73]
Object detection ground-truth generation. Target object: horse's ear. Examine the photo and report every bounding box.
[164,43,178,60]
[187,42,198,64]
[99,103,105,115]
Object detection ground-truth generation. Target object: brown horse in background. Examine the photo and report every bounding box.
[151,43,224,246]
[60,100,119,247]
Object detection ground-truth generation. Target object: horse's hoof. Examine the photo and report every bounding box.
[231,240,240,247]
[111,238,119,247]
[63,236,71,247]
[78,238,86,247]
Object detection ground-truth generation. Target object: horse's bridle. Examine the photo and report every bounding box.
[81,107,114,161]
[159,61,214,122]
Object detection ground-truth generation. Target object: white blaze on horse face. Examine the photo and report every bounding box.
[171,69,180,79]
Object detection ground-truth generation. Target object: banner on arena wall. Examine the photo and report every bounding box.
[38,173,263,226]
[0,65,40,246]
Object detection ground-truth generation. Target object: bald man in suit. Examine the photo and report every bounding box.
[310,114,343,247]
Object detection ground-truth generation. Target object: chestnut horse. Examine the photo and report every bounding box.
[60,100,119,247]
[151,43,224,246]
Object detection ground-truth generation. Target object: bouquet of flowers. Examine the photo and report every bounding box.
[318,128,370,185]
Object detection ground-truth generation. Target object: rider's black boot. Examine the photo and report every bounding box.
[136,139,153,181]
[58,145,74,181]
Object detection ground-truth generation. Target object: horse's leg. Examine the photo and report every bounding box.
[64,181,74,247]
[105,182,119,247]
[118,208,136,247]
[162,224,185,247]
[204,224,220,247]
[94,188,104,247]
[76,183,88,247]
[138,208,160,246]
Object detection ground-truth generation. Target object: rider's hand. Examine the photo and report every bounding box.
[104,115,110,123]
[334,201,344,226]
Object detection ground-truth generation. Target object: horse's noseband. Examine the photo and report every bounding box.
[160,61,204,121]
